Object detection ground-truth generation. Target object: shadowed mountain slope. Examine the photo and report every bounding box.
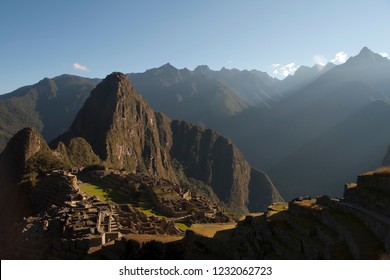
[0,75,100,151]
[269,100,390,199]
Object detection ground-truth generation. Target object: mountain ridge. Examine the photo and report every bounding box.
[49,72,282,213]
[1,47,389,203]
[0,75,100,151]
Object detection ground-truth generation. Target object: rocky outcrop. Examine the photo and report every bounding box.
[169,121,282,214]
[0,127,48,187]
[52,72,177,180]
[344,172,390,218]
[53,137,101,168]
[31,171,80,210]
[248,169,284,212]
[0,127,50,227]
[170,120,251,213]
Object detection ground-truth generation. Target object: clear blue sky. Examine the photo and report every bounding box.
[1,0,389,94]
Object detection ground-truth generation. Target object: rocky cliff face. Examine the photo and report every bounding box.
[52,72,176,180]
[170,120,252,213]
[0,127,50,227]
[53,137,101,168]
[248,169,284,212]
[0,127,48,188]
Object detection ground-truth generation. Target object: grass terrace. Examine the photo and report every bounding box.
[189,223,237,239]
[266,202,289,221]
[293,199,324,211]
[123,234,184,243]
[79,182,131,204]
[79,181,192,232]
[175,222,190,231]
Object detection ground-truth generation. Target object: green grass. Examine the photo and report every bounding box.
[79,181,171,220]
[79,182,130,204]
[79,183,110,202]
[137,206,166,218]
[132,204,189,231]
[175,222,189,231]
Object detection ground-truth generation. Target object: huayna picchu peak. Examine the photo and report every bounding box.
[51,72,177,181]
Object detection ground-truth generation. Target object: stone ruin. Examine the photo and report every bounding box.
[147,184,228,223]
[344,172,390,217]
[9,168,233,259]
[63,198,183,246]
[18,170,186,258]
[31,170,82,210]
[82,169,229,223]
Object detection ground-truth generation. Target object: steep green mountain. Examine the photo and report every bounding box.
[51,72,177,180]
[168,120,282,213]
[0,75,100,151]
[51,72,281,213]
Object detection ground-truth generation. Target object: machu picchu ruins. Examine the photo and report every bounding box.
[0,166,232,259]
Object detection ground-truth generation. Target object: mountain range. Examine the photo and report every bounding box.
[0,47,389,201]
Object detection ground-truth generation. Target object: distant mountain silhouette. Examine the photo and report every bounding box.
[209,47,390,199]
[128,64,280,126]
[0,75,100,151]
[224,48,390,159]
[276,63,335,95]
[268,100,390,199]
